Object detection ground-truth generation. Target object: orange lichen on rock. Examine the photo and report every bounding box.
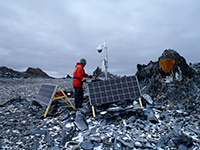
[159,57,175,73]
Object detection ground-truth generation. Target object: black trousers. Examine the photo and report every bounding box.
[74,87,83,109]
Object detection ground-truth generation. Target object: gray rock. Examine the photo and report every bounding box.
[31,100,43,108]
[144,108,159,124]
[127,116,136,124]
[32,129,47,135]
[35,109,46,119]
[30,141,40,150]
[77,107,91,114]
[81,140,93,150]
[62,131,78,146]
[114,139,122,150]
[172,133,194,148]
[157,135,169,148]
[44,131,53,145]
[59,110,69,121]
[117,135,134,148]
[49,146,60,150]
[86,136,101,143]
[168,139,176,148]
[178,144,188,150]
[142,94,153,104]
[74,111,88,131]
[135,141,142,148]
[107,106,123,112]
[136,123,145,130]
[145,142,154,149]
[159,111,170,122]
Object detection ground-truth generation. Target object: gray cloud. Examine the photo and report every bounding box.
[0,0,200,77]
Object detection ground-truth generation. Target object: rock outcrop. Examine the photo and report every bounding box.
[158,49,197,79]
[26,67,51,78]
[136,49,200,104]
[0,66,52,78]
[0,66,26,78]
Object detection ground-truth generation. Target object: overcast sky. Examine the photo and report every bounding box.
[0,0,200,78]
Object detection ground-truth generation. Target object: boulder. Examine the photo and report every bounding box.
[74,111,88,131]
[158,49,196,79]
[171,133,194,148]
[80,140,93,150]
[136,49,200,104]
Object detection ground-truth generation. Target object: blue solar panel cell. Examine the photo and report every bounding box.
[116,79,120,84]
[103,98,107,103]
[101,87,106,92]
[95,87,100,92]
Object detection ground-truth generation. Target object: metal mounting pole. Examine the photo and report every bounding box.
[97,40,108,80]
[104,40,108,80]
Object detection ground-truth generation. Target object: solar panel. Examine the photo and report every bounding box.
[36,84,57,105]
[88,75,141,106]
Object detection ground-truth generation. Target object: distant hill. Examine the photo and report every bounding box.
[25,67,51,78]
[0,66,53,79]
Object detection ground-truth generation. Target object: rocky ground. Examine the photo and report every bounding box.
[0,49,200,150]
[0,78,73,105]
[0,78,199,150]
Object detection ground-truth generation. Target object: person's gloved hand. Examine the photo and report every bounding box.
[82,79,88,83]
[92,76,97,80]
[89,75,97,80]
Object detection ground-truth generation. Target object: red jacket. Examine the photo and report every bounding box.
[73,62,89,87]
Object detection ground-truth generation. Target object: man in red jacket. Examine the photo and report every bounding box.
[73,58,95,108]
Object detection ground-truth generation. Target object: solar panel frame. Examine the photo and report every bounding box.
[88,75,141,106]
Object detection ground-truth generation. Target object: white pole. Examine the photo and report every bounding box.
[97,40,108,80]
[104,40,108,80]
